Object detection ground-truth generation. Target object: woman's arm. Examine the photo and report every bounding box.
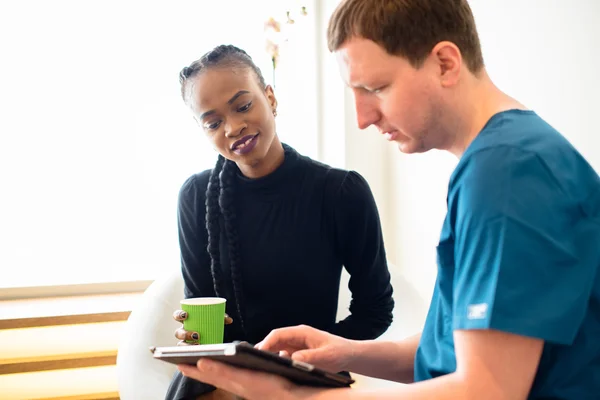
[329,170,394,340]
[166,171,221,400]
[177,172,217,299]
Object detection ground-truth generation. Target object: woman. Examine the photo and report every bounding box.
[166,44,394,399]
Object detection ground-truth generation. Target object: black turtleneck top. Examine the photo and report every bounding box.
[167,144,394,399]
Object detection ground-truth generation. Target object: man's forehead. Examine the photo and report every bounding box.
[334,41,393,86]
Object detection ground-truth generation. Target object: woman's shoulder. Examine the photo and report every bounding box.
[294,153,373,200]
[329,169,373,202]
[291,148,347,181]
[178,169,213,202]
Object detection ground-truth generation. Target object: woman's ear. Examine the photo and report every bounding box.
[265,85,278,112]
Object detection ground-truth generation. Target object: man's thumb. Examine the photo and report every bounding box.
[291,348,325,366]
[291,351,307,362]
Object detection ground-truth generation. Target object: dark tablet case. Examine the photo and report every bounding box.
[151,341,354,388]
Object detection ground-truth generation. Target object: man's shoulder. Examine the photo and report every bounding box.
[452,111,582,187]
[452,112,598,205]
[449,144,538,195]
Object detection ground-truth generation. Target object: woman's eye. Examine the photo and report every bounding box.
[238,102,252,112]
[205,120,221,130]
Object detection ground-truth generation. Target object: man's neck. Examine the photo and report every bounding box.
[448,70,527,158]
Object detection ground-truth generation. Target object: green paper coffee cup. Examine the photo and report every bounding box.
[180,297,227,345]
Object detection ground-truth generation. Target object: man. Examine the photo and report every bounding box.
[178,0,600,398]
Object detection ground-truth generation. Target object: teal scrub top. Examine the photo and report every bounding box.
[414,110,600,399]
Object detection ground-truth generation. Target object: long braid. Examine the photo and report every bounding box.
[219,160,247,333]
[205,155,226,297]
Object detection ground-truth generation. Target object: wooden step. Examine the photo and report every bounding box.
[43,392,119,400]
[0,280,152,301]
[0,321,125,362]
[0,365,118,400]
[0,292,142,330]
[0,350,117,374]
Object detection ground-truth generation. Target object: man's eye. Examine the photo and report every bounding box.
[238,102,252,112]
[371,85,387,94]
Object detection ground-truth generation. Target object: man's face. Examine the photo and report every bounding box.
[335,37,446,154]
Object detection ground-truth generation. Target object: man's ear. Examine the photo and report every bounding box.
[265,85,278,111]
[430,41,462,88]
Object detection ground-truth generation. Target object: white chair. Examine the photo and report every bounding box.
[116,270,184,400]
[116,265,429,399]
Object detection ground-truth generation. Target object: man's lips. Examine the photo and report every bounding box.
[383,131,399,141]
[231,133,259,150]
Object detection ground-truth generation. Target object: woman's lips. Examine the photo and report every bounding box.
[232,133,259,155]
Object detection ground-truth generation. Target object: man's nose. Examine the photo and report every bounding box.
[355,97,380,130]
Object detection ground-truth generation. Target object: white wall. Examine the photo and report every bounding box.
[0,0,323,287]
[316,0,397,261]
[318,0,600,302]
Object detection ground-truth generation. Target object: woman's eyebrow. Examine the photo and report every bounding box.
[200,90,250,120]
[227,90,250,105]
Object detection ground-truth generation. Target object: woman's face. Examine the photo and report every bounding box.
[187,67,278,169]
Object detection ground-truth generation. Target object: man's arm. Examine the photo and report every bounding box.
[255,325,417,383]
[346,333,420,383]
[178,328,542,400]
[305,329,543,400]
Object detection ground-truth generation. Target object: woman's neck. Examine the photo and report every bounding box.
[237,136,285,179]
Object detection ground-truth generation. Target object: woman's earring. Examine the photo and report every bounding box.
[273,109,277,117]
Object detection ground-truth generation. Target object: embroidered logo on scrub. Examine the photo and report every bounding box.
[467,303,488,320]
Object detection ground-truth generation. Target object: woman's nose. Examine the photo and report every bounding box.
[224,118,246,137]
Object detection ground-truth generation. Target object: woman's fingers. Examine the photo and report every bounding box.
[175,327,199,342]
[173,310,188,322]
